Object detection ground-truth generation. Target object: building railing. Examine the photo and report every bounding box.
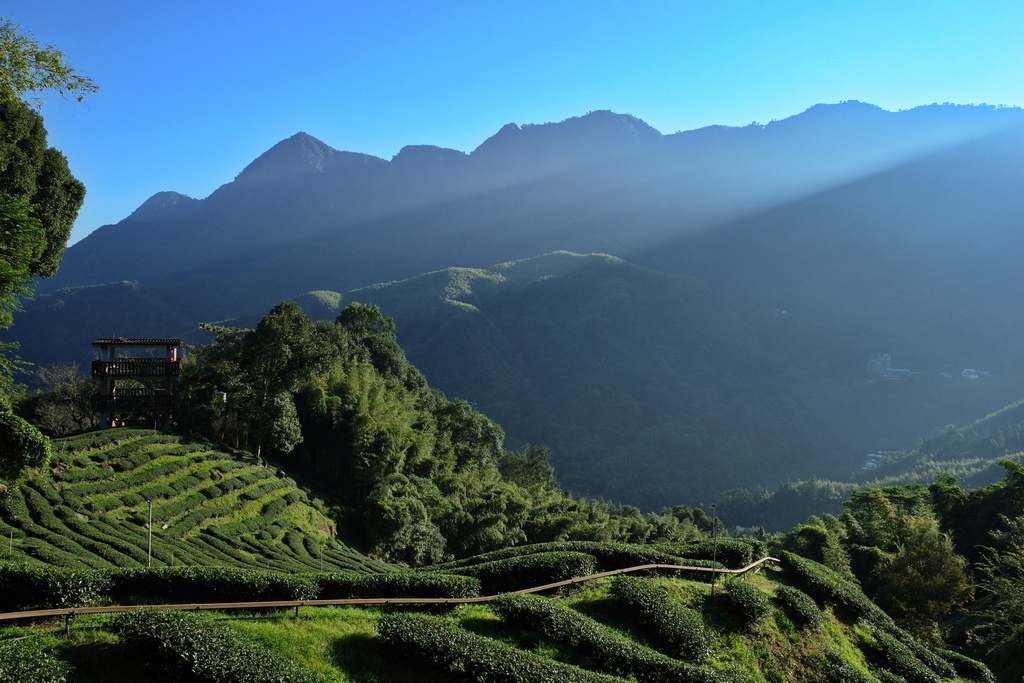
[92,359,183,378]
[93,389,174,411]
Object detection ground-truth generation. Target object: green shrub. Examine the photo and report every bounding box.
[778,551,891,625]
[378,612,628,683]
[0,564,110,612]
[721,578,773,627]
[610,575,715,662]
[932,647,994,683]
[774,584,823,628]
[492,592,745,683]
[0,410,51,478]
[52,466,109,483]
[313,571,480,599]
[674,539,763,568]
[428,540,696,573]
[107,566,318,603]
[0,640,73,682]
[869,630,941,683]
[172,503,232,532]
[111,608,324,683]
[820,650,874,683]
[434,550,596,593]
[887,629,955,679]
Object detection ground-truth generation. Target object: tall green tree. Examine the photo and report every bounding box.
[191,303,340,458]
[0,18,92,478]
[873,516,973,643]
[336,302,426,391]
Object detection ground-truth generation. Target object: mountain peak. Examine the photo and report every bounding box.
[233,132,342,186]
[471,111,662,177]
[391,144,468,166]
[125,191,201,224]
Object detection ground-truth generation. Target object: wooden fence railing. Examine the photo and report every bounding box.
[92,359,183,378]
[0,557,779,623]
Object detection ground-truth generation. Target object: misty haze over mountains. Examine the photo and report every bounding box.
[15,101,1024,508]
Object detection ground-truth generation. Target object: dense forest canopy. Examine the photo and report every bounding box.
[173,301,714,564]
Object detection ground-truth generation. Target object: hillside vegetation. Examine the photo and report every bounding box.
[264,251,1020,512]
[0,428,387,573]
[720,398,1024,531]
[0,543,994,682]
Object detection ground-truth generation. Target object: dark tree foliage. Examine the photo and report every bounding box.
[0,98,83,284]
[0,18,92,412]
[336,301,426,391]
[183,302,705,564]
[0,408,50,478]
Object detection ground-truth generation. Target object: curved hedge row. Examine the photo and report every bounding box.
[0,565,485,611]
[819,650,875,683]
[670,539,765,570]
[0,563,111,612]
[777,550,890,625]
[774,584,823,628]
[0,639,73,683]
[720,577,773,627]
[869,630,944,683]
[111,608,325,683]
[609,575,716,663]
[426,540,714,573]
[378,612,629,683]
[432,550,597,593]
[492,592,748,683]
[106,566,320,603]
[314,571,480,599]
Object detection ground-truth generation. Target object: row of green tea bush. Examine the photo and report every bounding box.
[777,550,888,625]
[0,639,73,683]
[720,577,773,627]
[670,539,767,569]
[609,575,716,662]
[779,552,991,683]
[111,608,325,683]
[431,550,597,593]
[378,612,628,683]
[492,592,744,683]
[427,539,739,573]
[0,565,471,612]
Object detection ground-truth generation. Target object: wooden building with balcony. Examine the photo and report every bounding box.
[92,338,183,428]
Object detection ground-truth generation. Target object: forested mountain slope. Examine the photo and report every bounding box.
[211,251,1020,510]
[11,102,1024,512]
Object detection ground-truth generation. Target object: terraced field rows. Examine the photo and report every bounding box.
[0,429,389,573]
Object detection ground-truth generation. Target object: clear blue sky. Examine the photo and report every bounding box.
[6,0,1023,244]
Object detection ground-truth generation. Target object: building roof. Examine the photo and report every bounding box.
[92,338,183,348]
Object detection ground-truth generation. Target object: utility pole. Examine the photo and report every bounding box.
[147,500,153,567]
[710,503,719,595]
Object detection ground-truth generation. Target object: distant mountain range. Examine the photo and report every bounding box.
[13,101,1024,508]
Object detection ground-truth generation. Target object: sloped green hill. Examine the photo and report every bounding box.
[0,544,993,682]
[0,428,389,573]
